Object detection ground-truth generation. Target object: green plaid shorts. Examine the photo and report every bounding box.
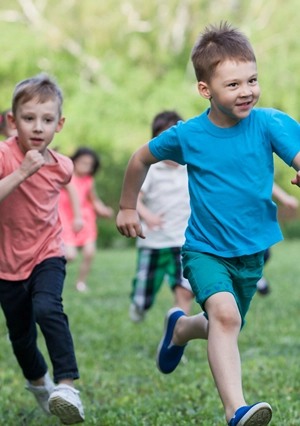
[131,247,192,311]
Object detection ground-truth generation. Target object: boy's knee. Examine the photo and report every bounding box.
[206,295,241,330]
[34,298,62,323]
[214,306,241,330]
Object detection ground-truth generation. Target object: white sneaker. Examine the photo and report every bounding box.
[129,303,146,323]
[49,384,85,424]
[25,371,55,416]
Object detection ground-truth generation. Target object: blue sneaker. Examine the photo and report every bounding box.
[156,307,187,374]
[228,402,272,426]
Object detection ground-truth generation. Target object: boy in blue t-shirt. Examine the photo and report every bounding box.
[116,22,300,426]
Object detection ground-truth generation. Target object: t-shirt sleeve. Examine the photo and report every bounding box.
[268,109,300,166]
[148,122,185,165]
[57,155,74,186]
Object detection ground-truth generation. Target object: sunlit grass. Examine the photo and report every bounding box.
[0,241,299,425]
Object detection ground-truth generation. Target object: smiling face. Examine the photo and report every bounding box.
[8,97,65,156]
[198,60,260,128]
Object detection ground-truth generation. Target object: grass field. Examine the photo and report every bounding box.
[0,240,299,425]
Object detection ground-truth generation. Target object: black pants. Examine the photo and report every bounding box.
[0,257,79,383]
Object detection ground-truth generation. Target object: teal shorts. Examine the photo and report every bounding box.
[182,250,265,327]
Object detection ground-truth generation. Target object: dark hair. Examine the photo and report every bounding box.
[70,147,101,176]
[12,72,63,117]
[191,21,256,83]
[0,109,11,137]
[152,110,183,138]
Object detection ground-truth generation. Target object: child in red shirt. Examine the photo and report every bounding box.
[0,73,84,424]
[59,147,114,292]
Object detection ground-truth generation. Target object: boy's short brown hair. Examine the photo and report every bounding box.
[12,73,63,117]
[191,21,256,83]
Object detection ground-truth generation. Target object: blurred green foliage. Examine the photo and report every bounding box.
[1,0,300,246]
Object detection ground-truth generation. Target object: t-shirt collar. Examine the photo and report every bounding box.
[199,108,250,138]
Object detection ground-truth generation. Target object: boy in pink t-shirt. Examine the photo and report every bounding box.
[0,74,84,424]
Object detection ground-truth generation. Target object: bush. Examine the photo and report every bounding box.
[280,219,300,239]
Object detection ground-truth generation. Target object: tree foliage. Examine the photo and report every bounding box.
[1,0,300,244]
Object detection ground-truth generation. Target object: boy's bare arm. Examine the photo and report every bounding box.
[0,150,44,203]
[116,144,159,238]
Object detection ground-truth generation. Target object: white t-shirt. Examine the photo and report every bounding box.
[137,161,190,249]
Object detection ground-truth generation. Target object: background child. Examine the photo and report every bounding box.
[130,111,194,322]
[0,73,84,424]
[59,147,114,292]
[257,182,299,295]
[116,22,300,426]
[0,109,17,138]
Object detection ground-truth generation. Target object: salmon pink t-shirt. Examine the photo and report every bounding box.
[0,137,73,280]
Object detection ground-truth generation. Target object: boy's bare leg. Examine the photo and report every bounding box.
[172,292,246,422]
[174,285,194,315]
[205,292,246,422]
[172,311,208,343]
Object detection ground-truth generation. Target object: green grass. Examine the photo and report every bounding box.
[0,241,299,425]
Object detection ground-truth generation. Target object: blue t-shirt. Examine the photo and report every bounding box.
[148,108,300,257]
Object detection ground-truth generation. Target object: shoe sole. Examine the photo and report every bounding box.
[237,403,272,426]
[156,307,183,373]
[49,395,84,425]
